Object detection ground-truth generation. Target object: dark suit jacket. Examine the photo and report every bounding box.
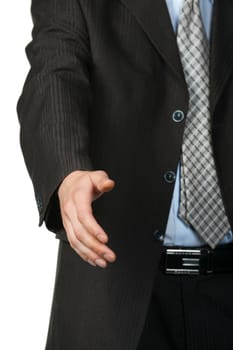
[16,0,233,349]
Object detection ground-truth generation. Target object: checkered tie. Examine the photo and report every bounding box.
[176,0,230,248]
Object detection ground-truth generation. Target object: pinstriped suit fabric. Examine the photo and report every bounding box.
[17,0,94,231]
[137,264,233,350]
[16,0,233,349]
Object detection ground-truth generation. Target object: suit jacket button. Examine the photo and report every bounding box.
[164,171,176,183]
[172,110,185,122]
[153,230,164,241]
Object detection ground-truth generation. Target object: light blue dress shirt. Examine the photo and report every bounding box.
[163,0,233,246]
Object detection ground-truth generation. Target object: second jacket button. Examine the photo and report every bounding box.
[164,171,176,183]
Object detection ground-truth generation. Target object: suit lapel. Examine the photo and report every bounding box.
[118,0,233,113]
[119,0,185,82]
[210,0,233,113]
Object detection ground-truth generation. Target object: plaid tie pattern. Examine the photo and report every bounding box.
[176,0,230,248]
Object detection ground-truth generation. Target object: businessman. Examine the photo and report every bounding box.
[17,0,233,349]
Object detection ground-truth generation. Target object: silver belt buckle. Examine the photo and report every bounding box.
[164,248,202,275]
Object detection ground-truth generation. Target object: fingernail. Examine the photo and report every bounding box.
[95,259,107,268]
[88,259,96,267]
[104,253,115,262]
[97,234,107,242]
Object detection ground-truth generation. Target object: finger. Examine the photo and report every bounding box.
[75,238,108,268]
[77,206,109,243]
[74,189,109,243]
[62,184,108,243]
[67,204,116,262]
[63,217,108,268]
[75,219,116,262]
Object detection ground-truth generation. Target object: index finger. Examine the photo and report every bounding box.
[74,188,109,243]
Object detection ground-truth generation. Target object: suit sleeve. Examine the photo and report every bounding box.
[16,0,94,234]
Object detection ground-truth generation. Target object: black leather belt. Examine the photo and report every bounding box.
[160,243,233,275]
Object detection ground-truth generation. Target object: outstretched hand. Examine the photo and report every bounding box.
[58,170,116,268]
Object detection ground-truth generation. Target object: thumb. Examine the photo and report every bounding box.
[98,178,115,193]
[91,171,115,195]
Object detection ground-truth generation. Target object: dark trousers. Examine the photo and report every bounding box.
[45,240,233,350]
[137,266,233,350]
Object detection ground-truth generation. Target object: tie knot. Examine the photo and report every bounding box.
[182,0,200,14]
[187,0,200,8]
[178,0,207,42]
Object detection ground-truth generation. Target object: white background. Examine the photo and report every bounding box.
[0,2,59,349]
